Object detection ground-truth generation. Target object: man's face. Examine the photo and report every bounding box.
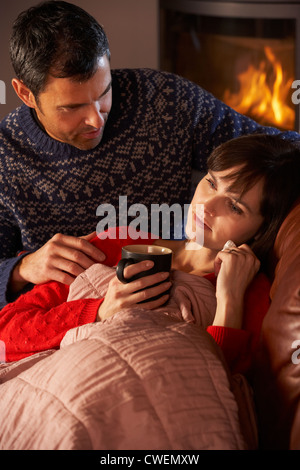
[33,55,112,150]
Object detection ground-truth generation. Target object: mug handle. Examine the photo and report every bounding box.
[116,258,136,283]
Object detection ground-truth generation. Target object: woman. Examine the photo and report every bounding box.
[100,133,299,322]
[1,134,299,371]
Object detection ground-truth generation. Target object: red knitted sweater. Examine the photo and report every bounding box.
[0,227,270,373]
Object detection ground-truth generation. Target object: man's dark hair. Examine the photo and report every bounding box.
[10,0,110,98]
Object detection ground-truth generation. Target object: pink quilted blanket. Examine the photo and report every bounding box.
[0,265,257,450]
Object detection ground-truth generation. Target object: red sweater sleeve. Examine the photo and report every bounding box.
[0,282,102,362]
[206,273,271,375]
[0,227,155,362]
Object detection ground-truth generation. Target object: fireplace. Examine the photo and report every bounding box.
[160,1,300,132]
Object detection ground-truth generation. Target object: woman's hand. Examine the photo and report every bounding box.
[97,260,171,321]
[213,244,260,328]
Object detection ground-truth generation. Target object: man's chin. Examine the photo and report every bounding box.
[71,135,103,150]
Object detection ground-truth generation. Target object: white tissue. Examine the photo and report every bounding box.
[222,240,237,251]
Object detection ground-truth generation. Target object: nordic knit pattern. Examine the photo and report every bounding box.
[0,68,298,307]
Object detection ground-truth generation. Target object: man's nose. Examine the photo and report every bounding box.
[84,103,105,129]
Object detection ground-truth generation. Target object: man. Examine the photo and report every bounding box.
[0,0,298,308]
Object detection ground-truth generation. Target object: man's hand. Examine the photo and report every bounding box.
[10,232,106,292]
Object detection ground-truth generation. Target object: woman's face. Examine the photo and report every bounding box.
[186,167,264,251]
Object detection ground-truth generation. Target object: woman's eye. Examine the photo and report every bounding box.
[229,201,243,215]
[206,178,216,189]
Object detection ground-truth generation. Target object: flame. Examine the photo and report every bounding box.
[223,45,295,130]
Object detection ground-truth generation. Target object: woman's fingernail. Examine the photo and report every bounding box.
[160,272,170,279]
[145,261,154,267]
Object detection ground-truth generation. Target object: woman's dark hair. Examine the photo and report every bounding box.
[207,134,300,265]
[10,1,110,98]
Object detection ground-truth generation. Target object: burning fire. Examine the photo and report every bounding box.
[223,45,295,130]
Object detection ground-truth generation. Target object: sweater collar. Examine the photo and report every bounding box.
[17,105,82,156]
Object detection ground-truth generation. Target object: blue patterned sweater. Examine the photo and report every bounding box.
[0,68,299,307]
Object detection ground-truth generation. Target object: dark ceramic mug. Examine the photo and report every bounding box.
[116,244,173,303]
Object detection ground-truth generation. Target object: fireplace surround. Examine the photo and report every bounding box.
[160,0,300,132]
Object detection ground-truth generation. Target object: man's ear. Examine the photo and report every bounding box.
[11,78,37,108]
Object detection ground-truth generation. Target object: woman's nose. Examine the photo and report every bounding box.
[204,197,217,216]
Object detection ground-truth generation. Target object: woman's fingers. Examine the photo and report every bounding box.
[122,260,155,279]
[123,269,170,292]
[114,269,171,304]
[215,243,260,274]
[213,244,261,328]
[97,268,172,321]
[128,277,172,303]
[120,260,171,302]
[215,243,260,303]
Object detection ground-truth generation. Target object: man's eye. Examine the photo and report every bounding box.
[59,106,79,112]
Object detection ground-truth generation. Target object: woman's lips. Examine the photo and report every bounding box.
[194,212,212,231]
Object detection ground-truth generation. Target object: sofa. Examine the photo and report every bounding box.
[253,199,300,449]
